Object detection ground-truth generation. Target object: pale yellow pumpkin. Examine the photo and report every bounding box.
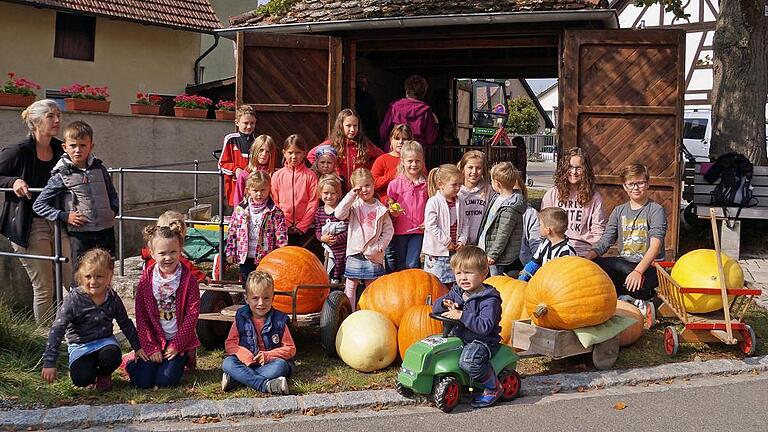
[524,256,617,330]
[671,249,745,313]
[614,300,645,347]
[335,310,398,372]
[484,275,529,344]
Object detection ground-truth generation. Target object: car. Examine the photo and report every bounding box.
[683,110,711,162]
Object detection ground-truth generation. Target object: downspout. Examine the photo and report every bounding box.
[195,33,220,85]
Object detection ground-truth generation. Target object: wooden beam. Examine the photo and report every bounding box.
[245,104,329,113]
[358,36,559,51]
[243,32,329,49]
[577,106,678,115]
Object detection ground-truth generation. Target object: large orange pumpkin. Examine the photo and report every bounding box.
[359,269,447,327]
[614,300,645,347]
[671,249,745,313]
[397,296,443,359]
[524,256,617,330]
[484,275,529,344]
[256,246,329,314]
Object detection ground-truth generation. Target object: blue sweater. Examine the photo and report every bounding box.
[432,283,502,346]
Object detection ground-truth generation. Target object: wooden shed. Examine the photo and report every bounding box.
[219,0,685,258]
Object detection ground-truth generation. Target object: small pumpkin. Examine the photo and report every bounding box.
[256,246,329,314]
[484,275,529,344]
[524,256,617,330]
[336,310,398,372]
[671,249,745,313]
[358,269,447,327]
[614,300,645,347]
[397,296,443,359]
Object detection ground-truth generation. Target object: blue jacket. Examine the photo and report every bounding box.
[234,305,290,354]
[432,283,502,346]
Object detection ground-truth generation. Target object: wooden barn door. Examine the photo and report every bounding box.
[560,29,685,258]
[236,32,342,146]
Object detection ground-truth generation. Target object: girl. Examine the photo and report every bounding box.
[314,175,348,284]
[42,248,143,391]
[371,124,413,201]
[308,109,383,189]
[271,134,319,249]
[422,164,468,285]
[233,134,276,206]
[386,140,428,270]
[227,171,288,282]
[311,145,345,190]
[219,105,257,207]
[140,210,209,284]
[457,150,490,246]
[128,223,200,389]
[335,168,393,309]
[541,148,606,257]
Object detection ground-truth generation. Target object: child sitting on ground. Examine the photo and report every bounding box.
[432,246,503,408]
[219,105,257,207]
[42,248,143,391]
[518,207,576,281]
[233,134,276,206]
[221,270,296,394]
[140,210,209,284]
[315,175,348,284]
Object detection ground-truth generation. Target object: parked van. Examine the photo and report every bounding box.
[683,110,711,162]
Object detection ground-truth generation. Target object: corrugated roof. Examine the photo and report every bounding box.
[7,0,221,32]
[229,0,609,27]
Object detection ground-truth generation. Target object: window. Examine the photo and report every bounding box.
[683,118,709,140]
[54,12,95,61]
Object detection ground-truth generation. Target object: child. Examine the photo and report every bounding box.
[219,105,257,207]
[311,144,340,178]
[271,134,319,248]
[371,124,413,201]
[314,175,348,284]
[379,75,439,148]
[477,162,527,277]
[457,150,490,246]
[221,271,295,394]
[335,168,394,309]
[128,223,200,389]
[226,171,288,283]
[432,246,502,408]
[140,210,209,284]
[33,121,118,274]
[233,134,276,206]
[422,164,468,285]
[518,207,576,281]
[42,248,143,391]
[511,179,540,272]
[586,164,667,319]
[386,140,428,271]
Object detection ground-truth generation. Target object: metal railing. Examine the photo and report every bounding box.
[424,134,558,168]
[521,134,557,163]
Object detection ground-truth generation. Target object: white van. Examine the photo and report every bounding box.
[682,110,711,162]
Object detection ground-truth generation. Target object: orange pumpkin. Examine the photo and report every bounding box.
[525,256,617,330]
[359,269,447,327]
[484,275,528,344]
[614,300,645,347]
[256,246,329,314]
[397,296,443,359]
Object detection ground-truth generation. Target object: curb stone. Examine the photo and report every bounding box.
[2,355,767,430]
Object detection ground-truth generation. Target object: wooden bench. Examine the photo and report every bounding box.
[683,163,768,259]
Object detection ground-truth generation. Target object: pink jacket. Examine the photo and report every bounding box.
[422,192,469,257]
[271,162,318,234]
[225,198,288,265]
[541,188,606,257]
[233,164,270,207]
[334,191,394,265]
[386,175,428,235]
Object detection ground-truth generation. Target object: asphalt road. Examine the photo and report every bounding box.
[526,161,555,189]
[123,373,768,432]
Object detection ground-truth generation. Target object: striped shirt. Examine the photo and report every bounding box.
[532,237,576,266]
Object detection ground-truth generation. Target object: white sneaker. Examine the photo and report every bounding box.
[633,299,656,328]
[221,372,234,392]
[264,376,289,395]
[618,295,635,303]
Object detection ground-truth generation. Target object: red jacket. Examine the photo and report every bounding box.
[140,247,207,283]
[271,162,318,234]
[307,139,383,187]
[218,132,254,206]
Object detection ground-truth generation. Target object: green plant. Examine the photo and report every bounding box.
[1,72,41,96]
[173,94,212,109]
[60,83,109,100]
[505,96,540,135]
[256,0,299,17]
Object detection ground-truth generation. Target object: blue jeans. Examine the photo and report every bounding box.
[239,258,256,283]
[126,354,187,389]
[222,356,292,392]
[459,340,498,381]
[392,234,423,271]
[489,264,508,277]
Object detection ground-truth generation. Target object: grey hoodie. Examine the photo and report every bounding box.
[477,191,527,265]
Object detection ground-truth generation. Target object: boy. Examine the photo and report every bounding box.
[432,246,502,408]
[586,163,667,323]
[33,121,118,275]
[477,162,526,276]
[221,271,295,394]
[518,207,576,281]
[218,105,256,207]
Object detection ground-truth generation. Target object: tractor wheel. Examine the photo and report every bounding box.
[663,326,679,356]
[433,376,461,413]
[395,381,414,398]
[738,325,757,356]
[498,370,521,401]
[197,291,234,350]
[320,290,352,356]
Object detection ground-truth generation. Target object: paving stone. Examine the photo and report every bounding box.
[375,389,421,406]
[88,403,138,426]
[137,402,181,422]
[300,393,339,412]
[216,398,257,418]
[0,409,43,430]
[255,396,300,415]
[41,404,91,429]
[180,399,220,419]
[335,390,379,409]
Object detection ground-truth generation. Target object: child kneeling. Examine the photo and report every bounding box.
[221,271,296,394]
[432,246,503,408]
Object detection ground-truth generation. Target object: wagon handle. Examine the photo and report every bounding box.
[710,208,735,343]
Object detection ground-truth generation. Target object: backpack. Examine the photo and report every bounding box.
[704,152,758,222]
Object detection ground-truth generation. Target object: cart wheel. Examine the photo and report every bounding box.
[433,376,461,413]
[197,291,234,350]
[592,336,620,370]
[738,325,757,356]
[663,326,679,356]
[395,381,414,398]
[498,369,521,401]
[320,290,352,356]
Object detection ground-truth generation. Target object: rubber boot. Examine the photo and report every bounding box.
[471,369,501,408]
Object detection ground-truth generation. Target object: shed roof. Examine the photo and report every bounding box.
[5,0,221,33]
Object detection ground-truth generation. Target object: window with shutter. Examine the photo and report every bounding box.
[54,12,95,61]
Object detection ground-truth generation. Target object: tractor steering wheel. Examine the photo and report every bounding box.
[429,312,463,337]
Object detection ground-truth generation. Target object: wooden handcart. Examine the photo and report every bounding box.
[512,320,620,370]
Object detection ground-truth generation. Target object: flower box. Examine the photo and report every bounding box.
[65,98,110,113]
[174,107,208,119]
[130,103,161,116]
[215,110,235,121]
[0,93,35,108]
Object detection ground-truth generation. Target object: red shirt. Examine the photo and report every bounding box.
[224,315,296,365]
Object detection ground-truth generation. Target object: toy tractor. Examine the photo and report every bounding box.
[470,80,511,147]
[396,313,521,413]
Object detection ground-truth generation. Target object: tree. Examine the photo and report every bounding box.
[506,96,540,135]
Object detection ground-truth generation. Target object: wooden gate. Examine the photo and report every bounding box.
[560,29,686,258]
[236,33,342,147]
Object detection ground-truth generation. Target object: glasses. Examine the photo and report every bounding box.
[624,181,648,190]
[568,165,584,172]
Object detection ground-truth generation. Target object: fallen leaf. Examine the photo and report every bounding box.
[550,386,561,394]
[272,413,284,420]
[304,408,317,416]
[751,369,759,376]
[577,387,587,393]
[664,379,674,384]
[614,402,627,410]
[371,403,388,412]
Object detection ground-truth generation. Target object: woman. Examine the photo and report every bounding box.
[541,147,606,257]
[0,99,72,324]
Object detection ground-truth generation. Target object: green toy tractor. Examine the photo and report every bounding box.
[396,313,521,412]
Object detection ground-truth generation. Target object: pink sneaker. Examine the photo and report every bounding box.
[95,375,113,392]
